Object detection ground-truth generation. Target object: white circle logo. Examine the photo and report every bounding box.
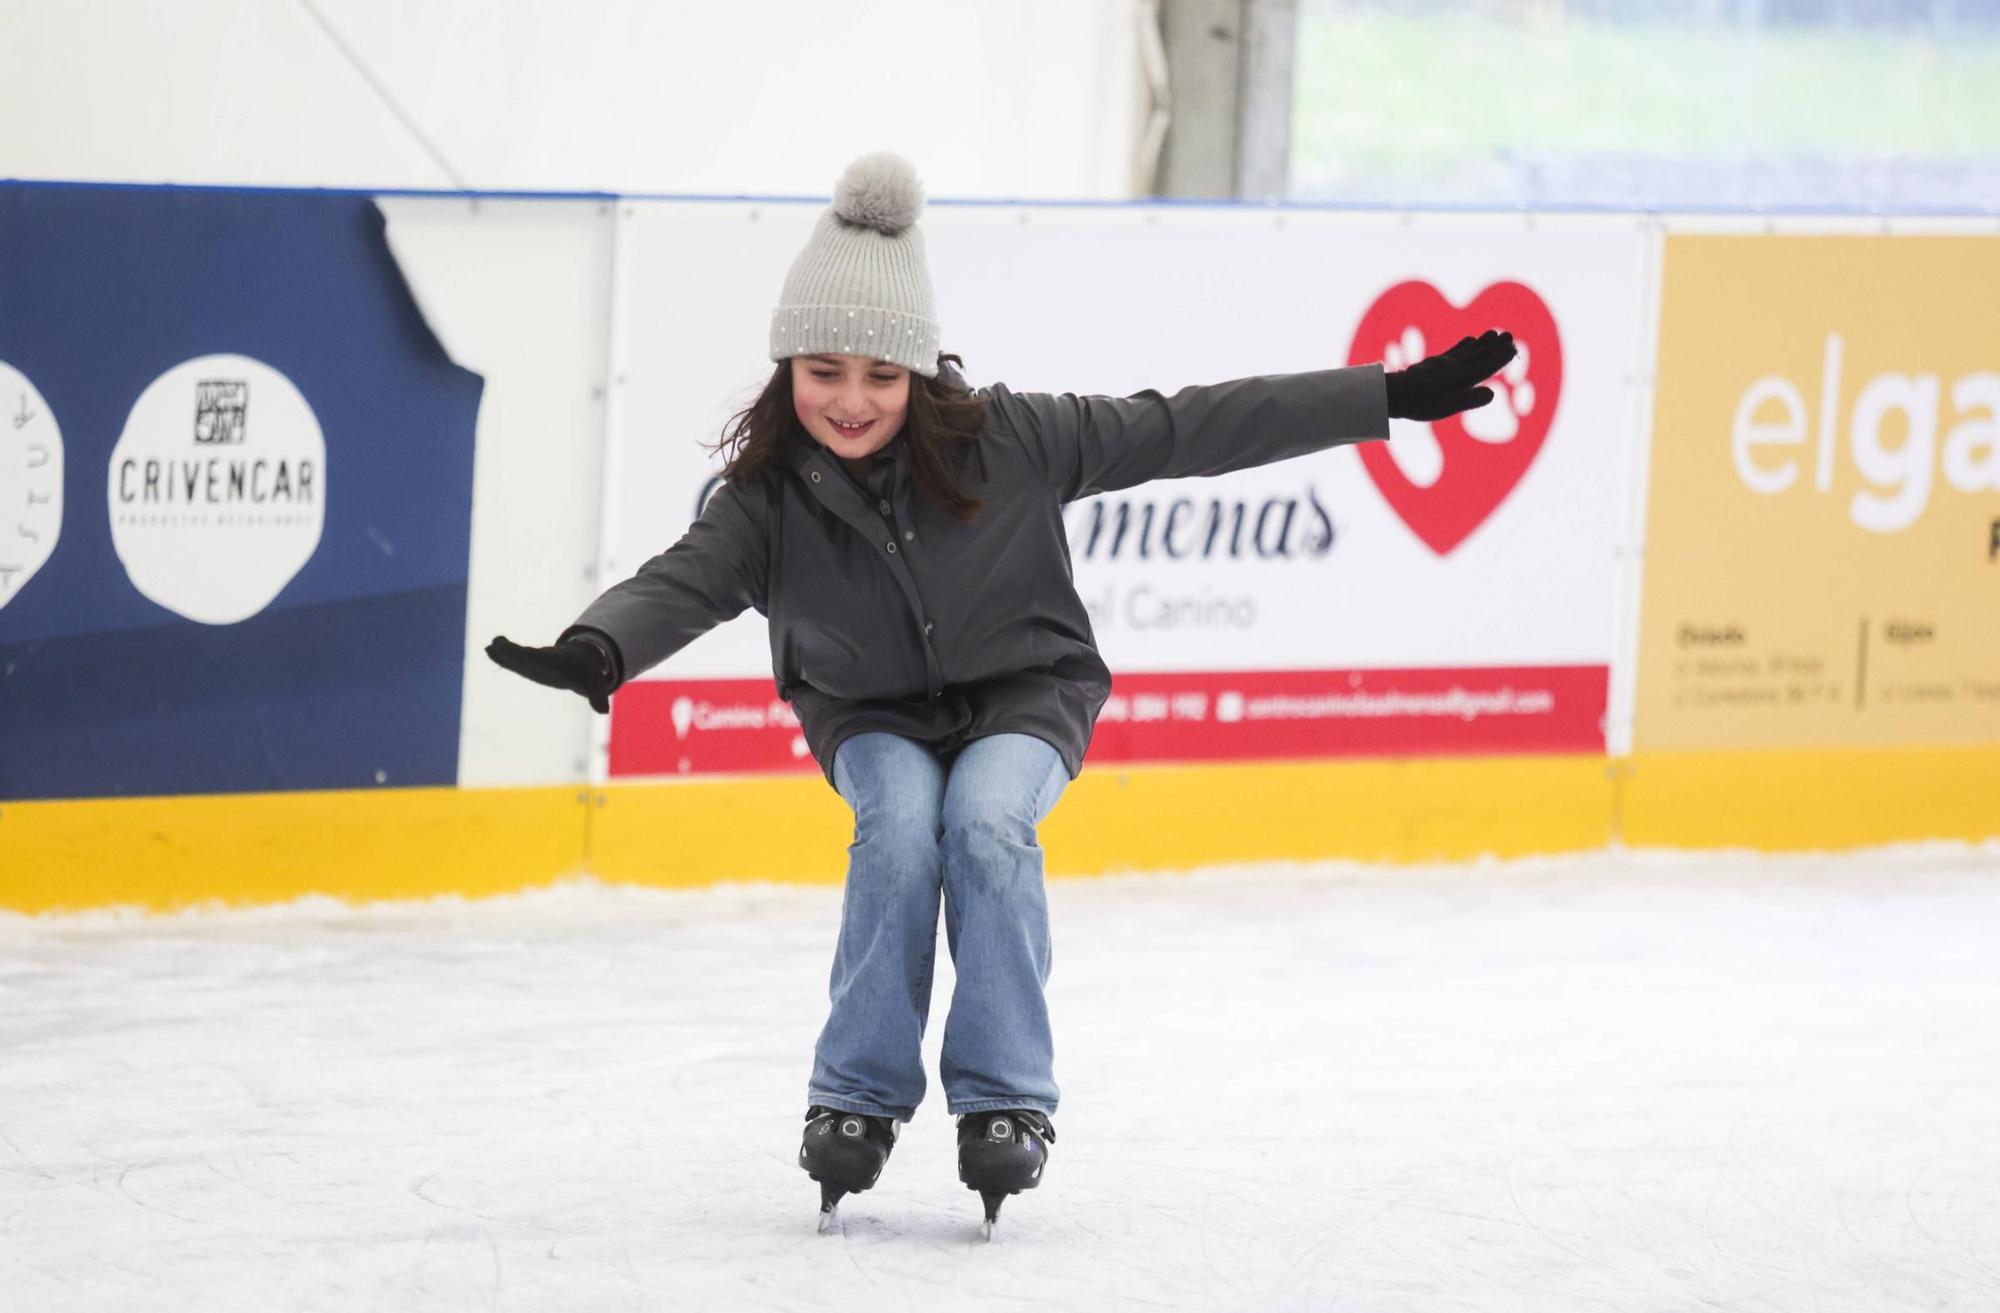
[107,354,326,624]
[1,361,63,610]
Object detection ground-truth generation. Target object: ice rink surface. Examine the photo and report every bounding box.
[4,846,1998,1312]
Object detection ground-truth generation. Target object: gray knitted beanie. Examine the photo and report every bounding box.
[769,152,940,378]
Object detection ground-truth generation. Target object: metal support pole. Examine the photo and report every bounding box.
[1153,0,1296,200]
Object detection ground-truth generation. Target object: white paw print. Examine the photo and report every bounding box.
[1462,339,1533,445]
[1383,325,1442,488]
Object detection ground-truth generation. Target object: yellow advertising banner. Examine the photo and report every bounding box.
[1636,235,2000,751]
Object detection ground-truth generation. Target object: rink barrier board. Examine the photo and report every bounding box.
[0,787,590,914]
[583,751,1621,888]
[2,754,1610,911]
[6,745,1999,913]
[1620,744,2000,851]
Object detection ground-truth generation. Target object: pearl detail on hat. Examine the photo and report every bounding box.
[767,153,938,377]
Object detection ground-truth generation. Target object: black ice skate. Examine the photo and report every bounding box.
[956,1108,1055,1239]
[799,1105,899,1232]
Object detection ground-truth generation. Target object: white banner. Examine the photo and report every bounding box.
[602,202,1650,774]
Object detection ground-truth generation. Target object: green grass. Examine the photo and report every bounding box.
[1290,10,2000,197]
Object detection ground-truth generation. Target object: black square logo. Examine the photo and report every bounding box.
[194,380,249,445]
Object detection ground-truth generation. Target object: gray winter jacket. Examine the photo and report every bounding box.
[563,363,1389,788]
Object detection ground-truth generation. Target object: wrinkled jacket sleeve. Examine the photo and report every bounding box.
[984,364,1389,504]
[558,479,768,685]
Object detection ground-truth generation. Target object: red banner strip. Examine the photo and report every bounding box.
[1086,665,1606,763]
[607,665,1607,778]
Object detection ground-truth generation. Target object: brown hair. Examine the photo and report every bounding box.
[706,353,990,522]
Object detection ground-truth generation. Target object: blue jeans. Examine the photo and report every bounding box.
[807,731,1071,1123]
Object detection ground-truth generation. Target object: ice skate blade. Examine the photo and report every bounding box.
[816,1181,846,1233]
[976,1187,1007,1241]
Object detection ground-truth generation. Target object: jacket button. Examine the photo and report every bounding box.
[923,621,934,636]
[886,542,897,554]
[878,500,891,515]
[903,530,914,541]
[810,471,821,483]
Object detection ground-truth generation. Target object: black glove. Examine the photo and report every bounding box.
[486,635,616,714]
[1384,329,1516,421]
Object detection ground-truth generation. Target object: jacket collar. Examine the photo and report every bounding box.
[784,425,910,487]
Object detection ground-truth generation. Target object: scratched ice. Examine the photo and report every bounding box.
[4,845,1998,1311]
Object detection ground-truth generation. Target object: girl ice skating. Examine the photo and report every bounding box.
[486,151,1515,1237]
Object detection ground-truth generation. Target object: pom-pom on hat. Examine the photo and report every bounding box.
[770,152,940,378]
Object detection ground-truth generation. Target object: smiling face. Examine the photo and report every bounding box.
[791,353,911,468]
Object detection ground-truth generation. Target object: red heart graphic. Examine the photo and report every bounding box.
[1348,280,1563,555]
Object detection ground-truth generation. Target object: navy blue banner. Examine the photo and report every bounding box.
[0,185,483,800]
